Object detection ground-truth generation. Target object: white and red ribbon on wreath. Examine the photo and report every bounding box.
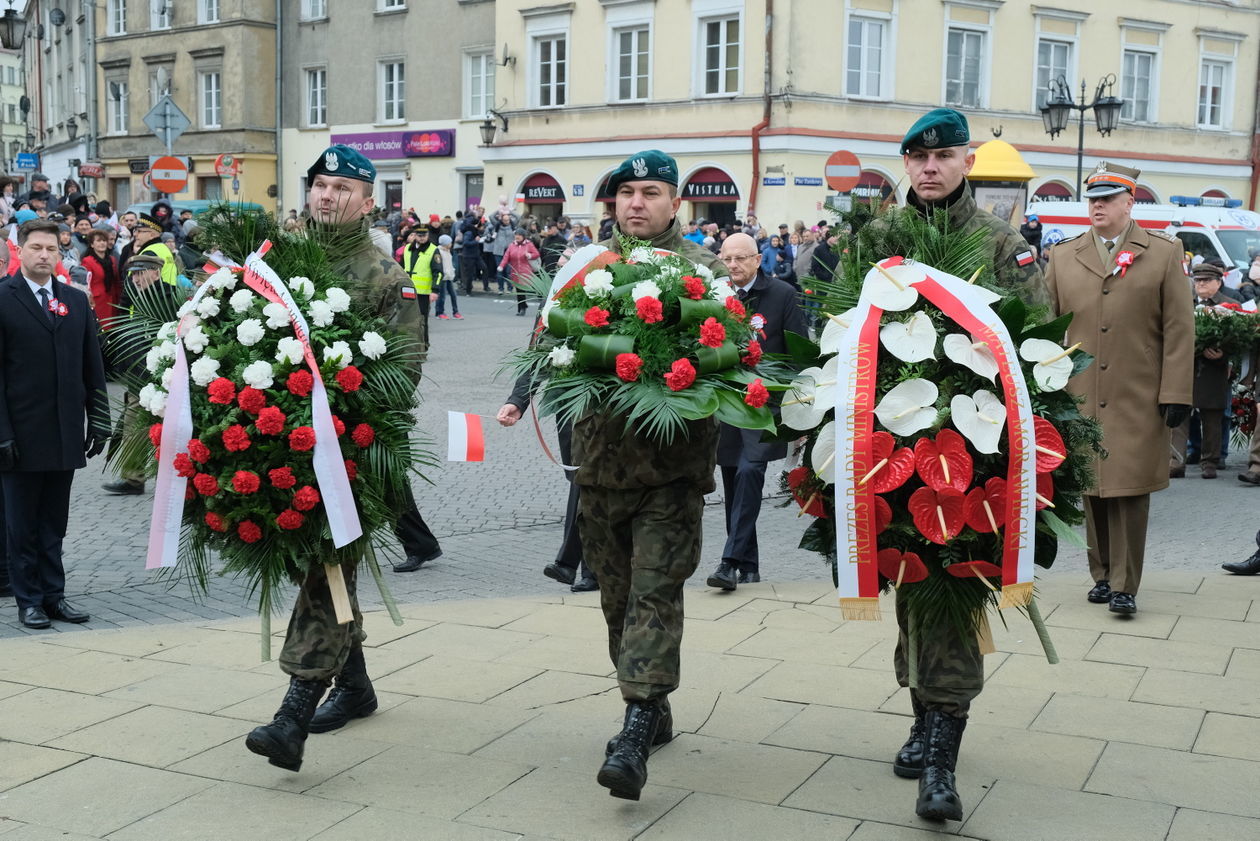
[831,257,1037,619]
[146,242,363,570]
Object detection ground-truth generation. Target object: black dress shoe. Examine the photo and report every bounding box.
[738,570,761,584]
[1223,552,1260,575]
[20,606,51,629]
[543,563,577,586]
[101,479,145,495]
[1109,592,1137,615]
[706,561,738,591]
[571,576,599,593]
[393,550,441,573]
[45,599,89,623]
[1086,580,1112,604]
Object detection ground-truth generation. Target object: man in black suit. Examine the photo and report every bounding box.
[0,219,110,628]
[706,232,808,590]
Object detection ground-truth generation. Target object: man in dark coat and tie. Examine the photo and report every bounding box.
[706,232,808,589]
[0,219,110,629]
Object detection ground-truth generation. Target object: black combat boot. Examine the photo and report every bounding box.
[245,676,327,772]
[597,699,663,801]
[893,697,928,778]
[915,710,967,821]
[605,696,673,756]
[309,646,378,734]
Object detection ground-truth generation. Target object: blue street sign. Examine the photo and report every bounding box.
[572,184,584,196]
[763,176,786,186]
[794,176,824,186]
[15,152,38,171]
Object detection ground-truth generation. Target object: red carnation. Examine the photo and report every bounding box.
[238,520,262,543]
[204,512,228,533]
[742,340,763,367]
[207,377,237,405]
[352,423,375,448]
[287,369,314,397]
[237,387,266,414]
[584,306,610,328]
[744,378,770,408]
[148,423,163,448]
[232,470,261,494]
[293,485,321,512]
[344,459,358,481]
[172,452,196,478]
[289,426,316,452]
[269,466,297,489]
[193,472,220,496]
[698,317,726,348]
[615,353,644,382]
[255,406,287,436]
[683,276,706,299]
[635,297,664,324]
[187,438,211,463]
[222,424,251,452]
[664,358,696,392]
[724,296,746,318]
[336,365,364,392]
[276,509,305,530]
[332,415,346,436]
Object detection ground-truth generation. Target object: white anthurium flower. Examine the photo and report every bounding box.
[780,370,829,431]
[309,299,336,328]
[324,287,351,313]
[275,336,305,366]
[323,341,352,368]
[942,333,1000,382]
[818,308,858,355]
[968,285,1002,307]
[951,390,1006,454]
[358,331,387,360]
[288,276,315,301]
[815,356,840,409]
[874,378,939,436]
[229,289,255,314]
[189,356,221,387]
[195,296,220,318]
[1019,338,1075,392]
[182,324,209,355]
[811,421,837,485]
[583,269,615,298]
[242,360,275,389]
[630,280,661,301]
[548,345,576,367]
[236,318,265,347]
[880,310,937,363]
[862,261,924,312]
[263,302,290,329]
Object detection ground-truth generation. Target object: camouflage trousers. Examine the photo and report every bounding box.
[578,481,704,701]
[893,588,984,719]
[278,560,366,682]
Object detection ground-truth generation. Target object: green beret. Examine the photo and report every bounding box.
[606,150,679,195]
[307,144,376,185]
[900,108,971,155]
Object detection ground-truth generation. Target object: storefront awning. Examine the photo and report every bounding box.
[852,171,895,201]
[1033,181,1073,202]
[523,173,565,204]
[682,168,739,201]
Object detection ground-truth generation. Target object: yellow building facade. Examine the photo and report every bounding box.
[484,0,1259,227]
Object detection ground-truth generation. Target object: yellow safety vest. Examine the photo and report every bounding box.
[401,243,438,294]
[139,241,178,287]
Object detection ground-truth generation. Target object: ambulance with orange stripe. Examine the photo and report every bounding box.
[1030,196,1260,273]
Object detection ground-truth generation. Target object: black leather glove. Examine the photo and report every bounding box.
[0,439,17,471]
[1159,404,1192,429]
[85,430,108,459]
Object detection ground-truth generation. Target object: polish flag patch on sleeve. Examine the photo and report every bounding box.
[1015,250,1036,267]
[401,286,417,300]
[447,411,485,462]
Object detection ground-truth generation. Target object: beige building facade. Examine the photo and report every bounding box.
[95,0,278,211]
[483,0,1260,227]
[0,47,24,179]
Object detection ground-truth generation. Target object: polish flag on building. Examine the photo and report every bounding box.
[447,411,485,462]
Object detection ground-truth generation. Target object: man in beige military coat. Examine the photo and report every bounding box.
[1044,162,1194,615]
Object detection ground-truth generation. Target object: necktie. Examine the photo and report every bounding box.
[1106,240,1117,252]
[737,288,748,302]
[37,288,53,324]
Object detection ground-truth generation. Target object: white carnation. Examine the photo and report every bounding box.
[308,299,335,328]
[145,340,175,373]
[628,247,658,264]
[540,298,557,324]
[161,366,175,390]
[324,287,351,313]
[289,276,315,301]
[195,296,221,318]
[207,267,237,290]
[693,263,715,282]
[236,318,265,347]
[275,336,305,366]
[229,289,255,314]
[176,300,196,318]
[189,356,221,387]
[323,341,352,368]
[157,321,177,340]
[583,269,615,298]
[138,383,167,418]
[548,345,576,367]
[358,331,387,360]
[709,280,735,302]
[263,302,290,329]
[183,324,209,355]
[630,280,661,301]
[242,360,275,389]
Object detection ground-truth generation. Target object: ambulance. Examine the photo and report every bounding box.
[1029,196,1260,272]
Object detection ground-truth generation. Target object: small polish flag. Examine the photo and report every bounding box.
[1015,250,1035,267]
[447,411,485,462]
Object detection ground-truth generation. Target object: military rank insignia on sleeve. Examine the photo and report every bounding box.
[401,286,417,300]
[1015,250,1035,267]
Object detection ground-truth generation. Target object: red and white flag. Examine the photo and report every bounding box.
[447,411,485,462]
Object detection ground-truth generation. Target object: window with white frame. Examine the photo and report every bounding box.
[306,68,327,127]
[198,0,220,24]
[945,27,985,108]
[465,51,495,119]
[1121,49,1154,123]
[534,35,566,107]
[150,0,170,30]
[380,0,406,9]
[845,15,888,99]
[1034,38,1071,110]
[301,0,327,20]
[613,26,650,102]
[1197,58,1230,129]
[107,0,126,35]
[107,80,129,134]
[199,71,222,128]
[700,15,740,95]
[379,60,405,122]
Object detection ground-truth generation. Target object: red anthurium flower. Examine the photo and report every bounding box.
[946,560,1004,580]
[874,496,893,533]
[877,548,929,585]
[914,429,973,492]
[908,486,966,544]
[1036,472,1054,511]
[787,466,827,518]
[964,477,1008,534]
[1032,416,1066,474]
[861,431,916,494]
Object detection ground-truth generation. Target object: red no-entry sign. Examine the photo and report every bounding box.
[824,150,862,192]
[151,155,188,193]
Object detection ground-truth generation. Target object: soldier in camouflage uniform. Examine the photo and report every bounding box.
[246,145,427,773]
[887,110,1047,822]
[578,150,728,802]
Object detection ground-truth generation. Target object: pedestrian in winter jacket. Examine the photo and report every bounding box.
[498,228,539,316]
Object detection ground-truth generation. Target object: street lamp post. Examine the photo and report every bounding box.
[1039,74,1124,200]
